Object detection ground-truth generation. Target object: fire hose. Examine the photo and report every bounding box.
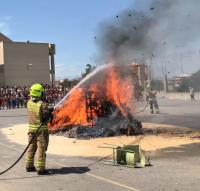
[0,115,27,117]
[0,121,44,175]
[135,101,149,114]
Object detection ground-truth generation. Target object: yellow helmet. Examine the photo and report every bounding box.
[29,83,44,98]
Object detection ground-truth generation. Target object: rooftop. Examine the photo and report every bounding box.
[0,33,12,42]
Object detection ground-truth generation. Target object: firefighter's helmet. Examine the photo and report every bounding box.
[29,83,44,98]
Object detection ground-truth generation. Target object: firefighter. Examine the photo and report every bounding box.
[25,83,53,175]
[146,87,159,114]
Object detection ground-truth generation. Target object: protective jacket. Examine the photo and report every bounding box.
[27,99,49,132]
[146,91,156,101]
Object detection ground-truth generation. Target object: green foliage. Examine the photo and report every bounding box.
[177,78,191,92]
[61,64,96,88]
[81,64,96,79]
[61,78,80,88]
[151,80,163,91]
[175,70,200,92]
[190,70,200,90]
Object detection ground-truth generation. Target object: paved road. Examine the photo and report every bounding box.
[0,98,200,191]
[136,98,200,129]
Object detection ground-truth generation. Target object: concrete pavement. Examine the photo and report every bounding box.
[136,98,200,129]
[0,98,200,191]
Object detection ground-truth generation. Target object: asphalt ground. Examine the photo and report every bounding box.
[0,98,200,191]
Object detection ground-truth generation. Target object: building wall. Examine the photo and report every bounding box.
[0,42,5,86]
[139,65,148,83]
[0,42,4,65]
[3,42,51,86]
[0,65,5,86]
[129,64,148,87]
[0,33,12,42]
[158,92,200,101]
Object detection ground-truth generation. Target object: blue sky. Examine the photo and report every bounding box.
[0,0,135,79]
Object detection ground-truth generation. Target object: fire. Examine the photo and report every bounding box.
[104,66,134,114]
[49,64,135,131]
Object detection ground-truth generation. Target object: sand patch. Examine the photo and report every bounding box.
[1,123,200,158]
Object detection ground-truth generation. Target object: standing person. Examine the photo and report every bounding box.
[189,87,195,101]
[0,96,5,109]
[146,88,159,114]
[26,83,53,175]
[0,96,2,110]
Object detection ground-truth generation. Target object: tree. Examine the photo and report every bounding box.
[177,70,200,92]
[190,70,200,90]
[61,64,96,89]
[61,78,80,88]
[177,78,191,92]
[81,64,96,79]
[151,80,163,91]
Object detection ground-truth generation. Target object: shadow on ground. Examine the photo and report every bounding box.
[0,167,90,181]
[48,166,90,175]
[149,142,200,159]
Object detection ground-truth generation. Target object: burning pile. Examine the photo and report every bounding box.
[49,64,142,138]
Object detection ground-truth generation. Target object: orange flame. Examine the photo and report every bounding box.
[49,65,135,131]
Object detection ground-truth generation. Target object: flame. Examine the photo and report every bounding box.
[104,66,134,114]
[49,65,135,131]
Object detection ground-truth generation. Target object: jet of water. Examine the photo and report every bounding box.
[54,64,112,109]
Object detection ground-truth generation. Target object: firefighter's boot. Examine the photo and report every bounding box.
[37,169,50,175]
[26,166,36,172]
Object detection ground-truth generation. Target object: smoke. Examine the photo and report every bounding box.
[96,0,200,75]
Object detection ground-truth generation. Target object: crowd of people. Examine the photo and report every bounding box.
[0,84,66,110]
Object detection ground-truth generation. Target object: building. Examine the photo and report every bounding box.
[129,63,148,87]
[129,63,148,100]
[0,33,55,87]
[167,74,191,91]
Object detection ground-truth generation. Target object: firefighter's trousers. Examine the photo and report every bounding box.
[149,99,159,113]
[26,131,49,172]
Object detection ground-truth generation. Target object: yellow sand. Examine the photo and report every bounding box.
[1,123,200,158]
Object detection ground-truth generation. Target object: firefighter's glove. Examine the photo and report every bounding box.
[41,115,49,123]
[49,107,54,113]
[41,110,53,123]
[49,112,54,123]
[48,107,54,123]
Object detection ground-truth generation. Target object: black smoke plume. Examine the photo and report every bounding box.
[96,0,200,74]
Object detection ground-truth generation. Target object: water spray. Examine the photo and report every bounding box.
[54,64,111,108]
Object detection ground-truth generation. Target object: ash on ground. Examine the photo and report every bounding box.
[53,115,142,139]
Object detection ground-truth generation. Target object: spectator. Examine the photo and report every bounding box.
[0,84,65,109]
[189,87,195,101]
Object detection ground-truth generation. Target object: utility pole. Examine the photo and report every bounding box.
[147,63,151,87]
[150,56,153,82]
[163,56,168,93]
[164,73,168,93]
[180,53,183,76]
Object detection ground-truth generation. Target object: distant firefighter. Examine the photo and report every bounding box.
[146,88,159,114]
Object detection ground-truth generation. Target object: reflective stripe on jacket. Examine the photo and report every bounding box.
[27,100,48,132]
